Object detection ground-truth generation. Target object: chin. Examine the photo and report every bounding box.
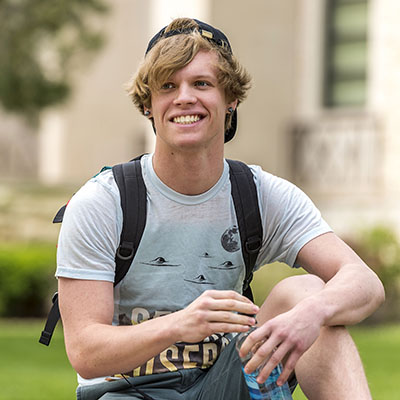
[169,132,207,147]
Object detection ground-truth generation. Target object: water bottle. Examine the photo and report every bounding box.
[236,327,292,399]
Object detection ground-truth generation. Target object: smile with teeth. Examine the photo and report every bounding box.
[172,115,201,124]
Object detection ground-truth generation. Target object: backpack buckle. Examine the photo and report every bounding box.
[245,236,261,254]
[116,241,135,261]
[39,330,52,346]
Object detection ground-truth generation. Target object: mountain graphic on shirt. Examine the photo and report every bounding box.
[208,260,239,270]
[184,274,215,285]
[199,252,213,258]
[141,257,181,267]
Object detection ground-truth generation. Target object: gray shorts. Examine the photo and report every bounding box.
[76,337,297,400]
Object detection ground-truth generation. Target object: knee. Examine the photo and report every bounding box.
[259,274,325,320]
[275,274,324,307]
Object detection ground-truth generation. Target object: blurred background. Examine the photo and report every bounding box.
[0,0,399,399]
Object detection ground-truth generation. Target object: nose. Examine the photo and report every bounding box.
[173,83,197,106]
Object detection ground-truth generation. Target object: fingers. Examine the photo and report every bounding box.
[198,290,259,316]
[208,310,256,326]
[241,334,293,386]
[202,289,256,305]
[238,325,268,359]
[275,349,301,386]
[255,342,295,385]
[239,313,318,387]
[175,290,259,342]
[197,290,259,329]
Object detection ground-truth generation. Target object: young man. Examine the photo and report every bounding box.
[57,18,385,399]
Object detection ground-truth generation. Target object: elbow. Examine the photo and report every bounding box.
[78,370,103,380]
[70,358,102,380]
[74,364,100,381]
[67,345,105,380]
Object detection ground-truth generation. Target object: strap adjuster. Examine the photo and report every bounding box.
[39,330,52,346]
[245,236,262,254]
[116,241,135,261]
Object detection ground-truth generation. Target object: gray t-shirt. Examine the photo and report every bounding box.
[56,153,331,385]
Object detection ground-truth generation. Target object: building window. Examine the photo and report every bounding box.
[323,0,369,107]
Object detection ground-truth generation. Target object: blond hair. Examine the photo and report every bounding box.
[126,18,251,129]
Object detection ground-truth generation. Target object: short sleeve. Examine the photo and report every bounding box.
[251,166,332,269]
[56,170,123,282]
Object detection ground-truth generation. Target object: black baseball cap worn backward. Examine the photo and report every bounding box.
[145,19,238,143]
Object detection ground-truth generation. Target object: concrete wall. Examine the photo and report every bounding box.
[37,0,298,184]
[290,0,400,237]
[38,0,150,184]
[213,0,297,179]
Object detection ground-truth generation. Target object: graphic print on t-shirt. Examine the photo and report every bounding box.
[140,257,181,267]
[221,225,240,252]
[114,223,245,376]
[209,260,239,269]
[184,274,215,284]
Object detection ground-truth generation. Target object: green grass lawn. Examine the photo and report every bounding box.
[0,319,399,399]
[0,319,76,400]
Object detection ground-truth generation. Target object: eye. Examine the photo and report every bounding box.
[195,80,210,88]
[161,82,175,90]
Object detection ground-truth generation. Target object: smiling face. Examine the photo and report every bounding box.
[148,51,237,153]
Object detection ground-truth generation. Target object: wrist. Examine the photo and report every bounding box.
[295,295,332,327]
[161,309,184,343]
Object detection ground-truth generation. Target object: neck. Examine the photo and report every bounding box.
[152,148,224,195]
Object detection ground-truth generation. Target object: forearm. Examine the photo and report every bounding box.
[296,263,385,327]
[65,312,179,379]
[59,278,180,379]
[62,286,258,379]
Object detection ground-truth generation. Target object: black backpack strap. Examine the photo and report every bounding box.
[39,205,68,345]
[39,292,60,345]
[40,158,147,346]
[227,159,263,302]
[112,157,147,286]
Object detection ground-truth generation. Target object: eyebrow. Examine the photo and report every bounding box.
[179,73,219,84]
[193,74,217,80]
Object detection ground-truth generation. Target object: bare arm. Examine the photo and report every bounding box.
[294,232,385,326]
[240,232,385,384]
[59,278,258,379]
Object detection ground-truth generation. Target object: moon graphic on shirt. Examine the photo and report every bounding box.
[221,226,240,252]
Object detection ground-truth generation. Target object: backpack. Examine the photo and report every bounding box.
[39,157,263,346]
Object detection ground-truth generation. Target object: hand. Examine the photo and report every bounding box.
[173,290,259,343]
[239,303,323,386]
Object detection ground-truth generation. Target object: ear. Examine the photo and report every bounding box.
[143,108,152,117]
[227,99,238,114]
